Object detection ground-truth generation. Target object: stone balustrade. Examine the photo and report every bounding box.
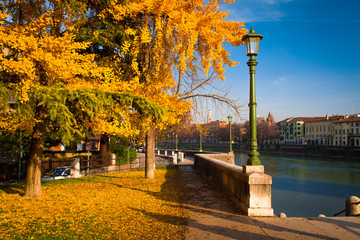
[194,153,274,217]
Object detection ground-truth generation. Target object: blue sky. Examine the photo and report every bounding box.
[217,0,360,123]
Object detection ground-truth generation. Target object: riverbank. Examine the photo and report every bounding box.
[158,143,360,160]
[238,149,360,161]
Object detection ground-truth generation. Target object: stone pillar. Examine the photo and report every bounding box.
[178,152,184,162]
[346,196,360,216]
[71,158,81,178]
[164,150,167,156]
[111,154,116,165]
[242,165,273,216]
[172,153,177,164]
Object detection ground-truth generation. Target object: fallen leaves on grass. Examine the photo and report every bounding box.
[0,169,187,239]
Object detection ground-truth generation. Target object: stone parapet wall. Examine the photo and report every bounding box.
[194,153,273,216]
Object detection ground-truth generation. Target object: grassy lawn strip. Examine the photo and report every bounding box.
[0,167,187,239]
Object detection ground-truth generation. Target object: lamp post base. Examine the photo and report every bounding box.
[243,165,264,174]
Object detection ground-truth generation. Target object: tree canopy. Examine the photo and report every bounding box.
[0,1,171,197]
[0,0,247,196]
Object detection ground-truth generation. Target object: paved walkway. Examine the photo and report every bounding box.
[176,157,360,240]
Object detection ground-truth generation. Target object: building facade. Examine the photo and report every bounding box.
[304,115,344,146]
[278,118,310,145]
[333,115,360,146]
[278,114,360,147]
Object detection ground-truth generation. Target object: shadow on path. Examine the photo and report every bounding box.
[177,165,356,240]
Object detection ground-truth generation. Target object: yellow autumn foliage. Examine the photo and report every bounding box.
[1,0,246,149]
[96,0,246,135]
[0,8,157,139]
[0,169,187,239]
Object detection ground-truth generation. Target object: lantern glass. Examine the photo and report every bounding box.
[242,27,263,56]
[228,115,233,123]
[245,37,261,56]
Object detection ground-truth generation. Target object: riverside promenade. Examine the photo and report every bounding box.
[176,157,360,240]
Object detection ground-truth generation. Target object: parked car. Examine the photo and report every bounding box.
[41,166,72,181]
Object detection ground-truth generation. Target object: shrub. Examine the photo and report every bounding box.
[109,137,137,164]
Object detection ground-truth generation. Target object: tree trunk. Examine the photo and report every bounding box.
[24,111,47,198]
[145,126,155,179]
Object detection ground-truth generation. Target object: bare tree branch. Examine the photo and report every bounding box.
[180,93,245,118]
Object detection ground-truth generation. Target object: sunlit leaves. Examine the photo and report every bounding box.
[0,169,186,239]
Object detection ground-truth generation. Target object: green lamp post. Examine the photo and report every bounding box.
[228,115,233,152]
[175,134,178,151]
[242,27,263,166]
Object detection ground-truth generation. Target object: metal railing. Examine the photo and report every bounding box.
[0,155,174,183]
[79,155,173,176]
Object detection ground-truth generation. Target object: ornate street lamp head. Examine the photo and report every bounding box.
[242,27,263,56]
[228,115,233,123]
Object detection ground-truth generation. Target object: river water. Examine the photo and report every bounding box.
[235,152,360,217]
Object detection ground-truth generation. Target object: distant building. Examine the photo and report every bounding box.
[278,114,360,146]
[257,113,278,143]
[304,115,344,145]
[207,110,212,123]
[266,112,275,127]
[333,116,360,146]
[203,120,228,143]
[278,117,314,145]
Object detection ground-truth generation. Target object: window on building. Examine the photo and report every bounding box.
[335,130,337,134]
[357,128,359,135]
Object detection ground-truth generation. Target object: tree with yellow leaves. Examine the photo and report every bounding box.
[0,1,167,197]
[101,0,247,178]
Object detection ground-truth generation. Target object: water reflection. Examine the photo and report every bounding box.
[235,153,360,217]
